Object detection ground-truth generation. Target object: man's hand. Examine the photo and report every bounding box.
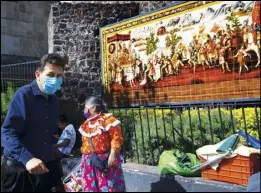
[53,134,59,139]
[53,139,70,148]
[25,158,49,175]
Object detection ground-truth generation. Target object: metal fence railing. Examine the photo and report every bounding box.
[1,61,39,125]
[109,100,260,165]
[1,61,260,166]
[1,61,39,93]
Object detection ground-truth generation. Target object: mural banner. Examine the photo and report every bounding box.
[100,1,260,107]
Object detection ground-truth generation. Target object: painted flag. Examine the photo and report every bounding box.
[210,24,221,33]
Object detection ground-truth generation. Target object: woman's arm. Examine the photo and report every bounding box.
[108,125,123,167]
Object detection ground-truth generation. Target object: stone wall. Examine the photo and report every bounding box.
[139,1,179,14]
[1,1,56,64]
[48,1,140,105]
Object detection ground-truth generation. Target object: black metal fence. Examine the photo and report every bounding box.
[1,61,39,124]
[1,61,260,166]
[1,61,39,92]
[109,100,260,165]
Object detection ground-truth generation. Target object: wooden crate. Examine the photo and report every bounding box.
[200,154,260,186]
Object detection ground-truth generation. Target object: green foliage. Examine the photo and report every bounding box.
[109,107,260,166]
[232,108,260,145]
[165,29,182,58]
[146,32,159,55]
[226,12,242,35]
[1,82,18,122]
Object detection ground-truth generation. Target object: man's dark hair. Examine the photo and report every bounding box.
[59,114,68,124]
[38,53,68,72]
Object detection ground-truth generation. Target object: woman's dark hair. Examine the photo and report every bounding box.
[59,114,68,124]
[85,96,107,113]
[38,53,68,72]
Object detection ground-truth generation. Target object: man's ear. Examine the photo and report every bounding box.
[35,70,41,81]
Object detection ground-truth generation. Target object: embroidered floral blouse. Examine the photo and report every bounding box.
[79,113,123,155]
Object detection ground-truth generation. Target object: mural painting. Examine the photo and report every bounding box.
[100,1,260,106]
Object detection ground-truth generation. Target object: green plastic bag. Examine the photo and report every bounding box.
[158,149,201,177]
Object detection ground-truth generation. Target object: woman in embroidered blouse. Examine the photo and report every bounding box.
[79,96,126,192]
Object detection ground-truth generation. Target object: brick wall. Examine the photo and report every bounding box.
[111,79,260,106]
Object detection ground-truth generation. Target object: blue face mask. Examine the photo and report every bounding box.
[42,77,63,95]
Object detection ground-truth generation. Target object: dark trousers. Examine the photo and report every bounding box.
[1,156,65,192]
